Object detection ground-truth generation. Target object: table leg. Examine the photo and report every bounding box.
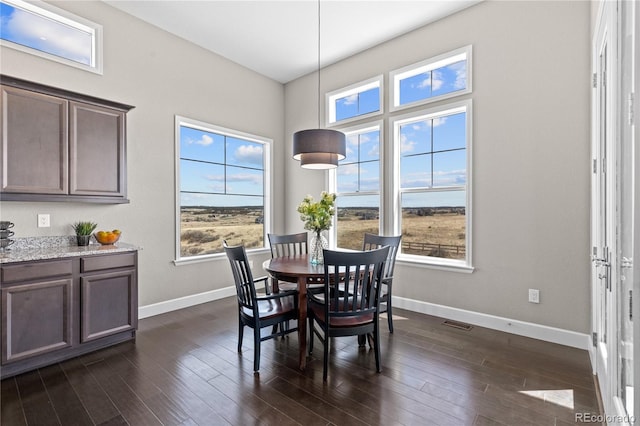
[297,276,307,370]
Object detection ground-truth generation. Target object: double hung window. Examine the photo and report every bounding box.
[176,116,270,261]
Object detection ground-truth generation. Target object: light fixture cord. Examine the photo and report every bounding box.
[317,0,321,128]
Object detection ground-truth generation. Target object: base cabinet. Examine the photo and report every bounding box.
[0,252,137,378]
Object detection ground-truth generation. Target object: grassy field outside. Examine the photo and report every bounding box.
[181,206,465,260]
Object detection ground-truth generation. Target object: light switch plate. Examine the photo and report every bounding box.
[38,214,50,228]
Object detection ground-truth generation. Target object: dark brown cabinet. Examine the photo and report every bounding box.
[0,75,134,203]
[0,252,138,378]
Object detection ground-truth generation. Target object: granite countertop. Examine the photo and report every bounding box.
[0,236,140,264]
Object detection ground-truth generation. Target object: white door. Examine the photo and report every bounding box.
[592,2,636,423]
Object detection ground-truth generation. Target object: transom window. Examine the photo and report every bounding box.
[333,123,382,250]
[0,0,102,73]
[176,116,270,261]
[393,101,471,268]
[390,46,471,111]
[326,75,383,125]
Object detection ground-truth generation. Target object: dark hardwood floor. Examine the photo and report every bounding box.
[1,296,602,425]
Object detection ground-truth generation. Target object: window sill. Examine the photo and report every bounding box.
[396,255,474,274]
[173,248,270,267]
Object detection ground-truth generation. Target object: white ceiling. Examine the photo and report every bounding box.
[104,0,481,83]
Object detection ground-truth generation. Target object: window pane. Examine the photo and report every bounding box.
[400,120,431,155]
[433,112,466,152]
[225,165,263,196]
[180,193,264,257]
[400,154,431,188]
[180,160,224,193]
[337,163,359,193]
[401,191,466,259]
[0,1,94,66]
[359,161,380,192]
[432,60,467,97]
[358,87,380,115]
[336,94,358,121]
[433,150,466,187]
[226,137,264,169]
[180,126,224,163]
[336,194,379,250]
[399,71,431,105]
[342,133,360,164]
[359,130,380,162]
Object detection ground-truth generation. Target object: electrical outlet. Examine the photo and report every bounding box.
[37,214,50,228]
[528,288,540,304]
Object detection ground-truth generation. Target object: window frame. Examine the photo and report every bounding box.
[389,45,472,113]
[329,120,384,248]
[0,0,103,74]
[326,75,384,127]
[174,115,272,264]
[391,99,473,272]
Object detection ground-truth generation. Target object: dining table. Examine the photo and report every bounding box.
[262,254,325,370]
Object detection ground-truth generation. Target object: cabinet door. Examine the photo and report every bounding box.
[1,278,73,363]
[0,85,68,194]
[80,269,137,342]
[69,101,126,197]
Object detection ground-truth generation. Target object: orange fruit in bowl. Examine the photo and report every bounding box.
[94,230,121,245]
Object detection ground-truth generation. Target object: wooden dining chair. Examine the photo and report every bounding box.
[267,232,308,292]
[307,246,390,381]
[224,242,298,372]
[362,233,402,333]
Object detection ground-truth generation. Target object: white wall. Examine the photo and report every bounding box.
[285,0,591,333]
[0,0,285,307]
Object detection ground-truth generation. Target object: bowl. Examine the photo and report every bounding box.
[94,230,121,245]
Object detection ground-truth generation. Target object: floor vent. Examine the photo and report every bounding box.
[442,319,473,331]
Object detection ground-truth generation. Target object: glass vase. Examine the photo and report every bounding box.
[309,232,328,265]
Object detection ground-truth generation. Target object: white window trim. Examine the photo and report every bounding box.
[391,99,473,271]
[326,75,383,127]
[173,115,272,265]
[390,45,472,113]
[329,120,384,247]
[0,0,103,74]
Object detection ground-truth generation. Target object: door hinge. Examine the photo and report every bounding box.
[628,92,634,126]
[592,246,598,257]
[593,159,597,174]
[593,73,598,88]
[592,332,598,346]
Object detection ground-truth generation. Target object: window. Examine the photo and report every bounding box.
[176,116,271,261]
[326,75,383,125]
[393,101,472,268]
[390,46,471,111]
[332,123,382,250]
[0,0,102,73]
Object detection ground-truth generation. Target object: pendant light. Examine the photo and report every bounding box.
[292,0,346,170]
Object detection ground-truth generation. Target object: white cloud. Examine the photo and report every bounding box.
[433,116,448,127]
[194,134,214,146]
[341,94,358,106]
[337,163,359,176]
[234,144,263,165]
[400,134,416,154]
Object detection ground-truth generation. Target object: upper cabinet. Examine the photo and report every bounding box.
[0,75,134,203]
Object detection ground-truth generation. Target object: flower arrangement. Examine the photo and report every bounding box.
[297,191,336,234]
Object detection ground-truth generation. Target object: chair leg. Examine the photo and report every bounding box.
[308,316,314,354]
[238,317,244,352]
[253,328,261,372]
[387,300,394,333]
[374,322,381,373]
[323,331,329,381]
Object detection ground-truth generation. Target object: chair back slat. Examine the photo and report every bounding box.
[362,233,402,279]
[224,244,257,310]
[268,232,308,258]
[322,246,389,317]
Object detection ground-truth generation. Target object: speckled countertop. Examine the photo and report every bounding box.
[0,236,140,264]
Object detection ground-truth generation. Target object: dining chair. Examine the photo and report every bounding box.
[362,233,402,333]
[267,232,308,292]
[307,246,390,381]
[224,241,298,372]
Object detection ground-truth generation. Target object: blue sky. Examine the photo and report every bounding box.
[0,1,92,65]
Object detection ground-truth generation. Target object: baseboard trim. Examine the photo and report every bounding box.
[138,286,236,319]
[393,296,591,350]
[139,290,590,350]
